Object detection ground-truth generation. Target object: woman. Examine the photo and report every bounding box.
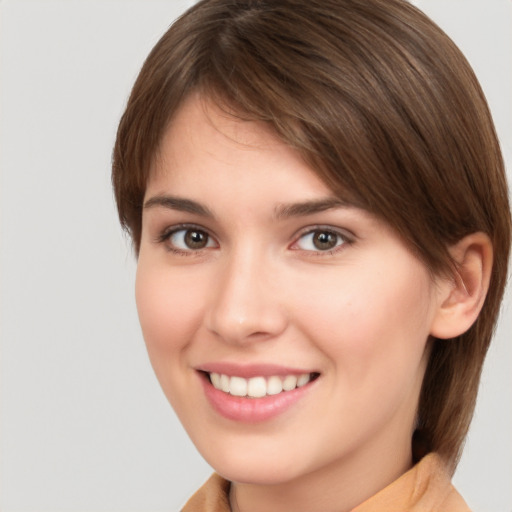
[112,0,511,510]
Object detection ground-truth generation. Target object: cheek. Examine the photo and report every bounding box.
[294,262,434,389]
[135,263,206,361]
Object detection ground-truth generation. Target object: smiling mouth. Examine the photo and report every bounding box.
[204,371,320,398]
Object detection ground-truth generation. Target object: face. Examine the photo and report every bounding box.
[136,94,443,487]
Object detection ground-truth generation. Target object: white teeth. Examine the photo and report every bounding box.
[210,372,221,389]
[220,374,230,393]
[247,377,267,398]
[282,375,298,391]
[208,372,315,397]
[297,373,310,387]
[230,376,248,396]
[266,376,283,395]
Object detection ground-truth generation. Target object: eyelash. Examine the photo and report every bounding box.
[155,224,353,256]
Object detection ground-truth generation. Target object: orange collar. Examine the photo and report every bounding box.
[181,453,470,512]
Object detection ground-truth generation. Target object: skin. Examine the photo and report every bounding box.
[136,94,451,512]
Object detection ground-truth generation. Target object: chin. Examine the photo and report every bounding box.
[193,435,314,485]
[213,458,302,485]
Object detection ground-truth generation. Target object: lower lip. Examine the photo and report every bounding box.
[200,374,316,423]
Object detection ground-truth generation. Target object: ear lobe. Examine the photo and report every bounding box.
[430,232,493,340]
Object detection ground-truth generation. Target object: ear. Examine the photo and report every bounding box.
[430,232,493,339]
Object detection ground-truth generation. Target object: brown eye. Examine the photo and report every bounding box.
[184,229,209,249]
[294,229,346,252]
[167,228,216,251]
[312,231,338,250]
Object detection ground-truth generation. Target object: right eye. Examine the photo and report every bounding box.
[164,227,217,252]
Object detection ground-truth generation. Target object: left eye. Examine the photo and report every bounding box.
[168,228,217,250]
[294,229,346,252]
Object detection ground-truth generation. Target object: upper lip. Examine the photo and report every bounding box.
[196,362,318,378]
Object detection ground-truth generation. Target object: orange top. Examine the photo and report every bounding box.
[181,453,471,512]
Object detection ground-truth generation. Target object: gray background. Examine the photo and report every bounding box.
[0,1,510,510]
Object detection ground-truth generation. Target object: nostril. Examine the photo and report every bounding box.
[247,331,274,339]
[206,310,288,345]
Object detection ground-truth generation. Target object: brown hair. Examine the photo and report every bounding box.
[112,0,511,469]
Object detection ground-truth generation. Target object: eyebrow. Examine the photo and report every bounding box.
[143,195,353,220]
[274,198,353,219]
[143,195,214,217]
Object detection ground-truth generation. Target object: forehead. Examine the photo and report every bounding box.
[154,93,284,166]
[147,93,335,201]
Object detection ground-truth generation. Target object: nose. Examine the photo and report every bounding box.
[205,248,288,345]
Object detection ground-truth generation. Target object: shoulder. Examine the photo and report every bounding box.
[352,453,471,512]
[181,473,231,512]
